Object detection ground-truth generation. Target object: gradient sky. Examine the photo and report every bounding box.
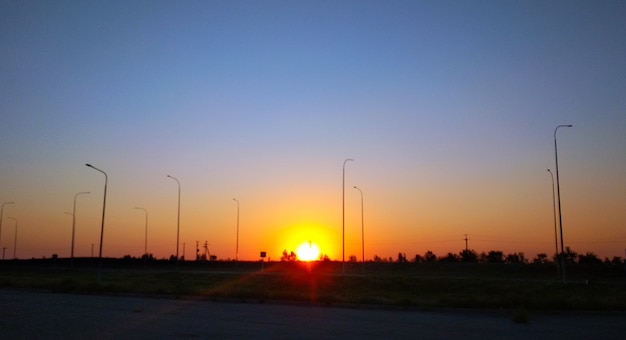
[1,0,625,261]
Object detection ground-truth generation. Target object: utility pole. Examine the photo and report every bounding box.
[464,234,469,252]
[204,241,211,260]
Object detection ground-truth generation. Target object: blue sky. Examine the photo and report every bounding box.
[1,1,625,260]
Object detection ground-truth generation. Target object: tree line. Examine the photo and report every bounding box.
[280,247,624,266]
[372,247,624,265]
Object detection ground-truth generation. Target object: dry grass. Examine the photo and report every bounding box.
[1,260,625,311]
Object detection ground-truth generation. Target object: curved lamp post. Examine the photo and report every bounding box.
[135,207,148,256]
[353,186,364,272]
[8,217,17,259]
[554,124,572,283]
[71,192,90,259]
[342,158,354,274]
[86,163,107,282]
[167,175,181,263]
[233,198,239,262]
[547,169,559,279]
[0,201,15,246]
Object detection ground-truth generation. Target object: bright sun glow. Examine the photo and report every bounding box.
[295,241,321,261]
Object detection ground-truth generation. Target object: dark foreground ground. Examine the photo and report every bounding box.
[1,289,625,339]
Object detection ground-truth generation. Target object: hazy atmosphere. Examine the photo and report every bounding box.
[1,0,625,261]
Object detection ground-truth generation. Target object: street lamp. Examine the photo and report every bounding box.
[8,217,17,259]
[65,211,73,256]
[135,207,148,256]
[233,198,239,262]
[0,201,15,246]
[71,192,90,260]
[547,169,559,279]
[167,175,181,263]
[85,163,107,282]
[342,158,354,274]
[354,186,365,272]
[554,124,572,283]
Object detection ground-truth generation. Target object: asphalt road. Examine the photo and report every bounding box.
[1,289,625,339]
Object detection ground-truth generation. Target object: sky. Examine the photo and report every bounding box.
[1,0,625,261]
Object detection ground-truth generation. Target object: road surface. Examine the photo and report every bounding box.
[1,289,624,339]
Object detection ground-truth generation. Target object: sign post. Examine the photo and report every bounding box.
[260,251,266,272]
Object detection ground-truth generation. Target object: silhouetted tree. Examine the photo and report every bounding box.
[485,250,504,263]
[533,253,549,264]
[610,256,624,266]
[397,252,407,262]
[280,249,298,262]
[122,255,133,265]
[412,254,424,263]
[373,255,383,262]
[440,252,459,262]
[505,252,527,264]
[555,246,578,264]
[349,255,357,262]
[423,250,437,262]
[318,253,330,262]
[578,252,602,265]
[459,249,478,262]
[141,253,154,261]
[564,247,578,263]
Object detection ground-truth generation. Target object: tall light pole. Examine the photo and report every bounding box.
[64,212,73,258]
[8,217,17,259]
[135,207,148,256]
[342,158,354,274]
[353,186,365,272]
[167,175,181,263]
[0,201,15,247]
[547,169,559,279]
[233,198,239,262]
[86,163,107,282]
[71,192,90,260]
[554,124,572,284]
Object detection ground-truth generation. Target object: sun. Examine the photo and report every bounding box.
[295,241,321,261]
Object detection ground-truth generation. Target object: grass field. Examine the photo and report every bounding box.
[1,259,625,311]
